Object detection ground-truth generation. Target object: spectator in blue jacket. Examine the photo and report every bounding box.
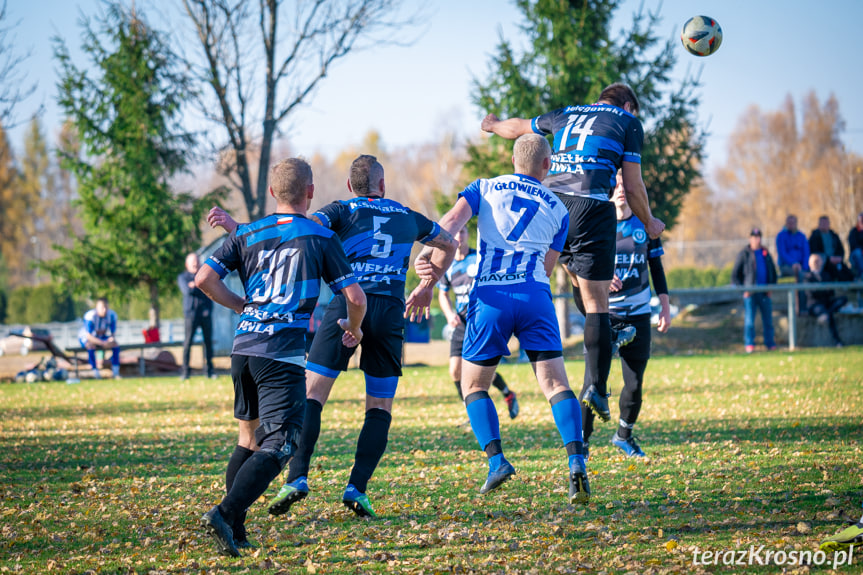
[776,214,809,280]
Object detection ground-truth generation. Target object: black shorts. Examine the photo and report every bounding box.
[557,195,616,281]
[307,293,404,378]
[449,315,467,358]
[612,313,652,362]
[231,354,306,433]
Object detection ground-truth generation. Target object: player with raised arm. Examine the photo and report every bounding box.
[408,134,589,503]
[439,226,519,418]
[212,155,456,518]
[481,84,665,425]
[196,158,366,557]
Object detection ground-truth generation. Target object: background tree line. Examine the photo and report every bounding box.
[1,0,861,328]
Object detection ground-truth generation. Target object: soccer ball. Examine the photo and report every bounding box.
[681,16,722,57]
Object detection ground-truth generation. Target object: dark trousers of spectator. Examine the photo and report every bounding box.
[744,293,775,348]
[182,311,214,378]
[808,296,848,345]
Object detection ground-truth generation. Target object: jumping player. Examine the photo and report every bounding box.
[410,134,590,503]
[481,84,665,424]
[196,158,366,557]
[439,226,519,418]
[576,172,671,459]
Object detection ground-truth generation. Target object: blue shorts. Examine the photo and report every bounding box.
[462,285,561,363]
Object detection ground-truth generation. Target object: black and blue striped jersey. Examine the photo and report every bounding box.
[205,213,357,365]
[609,215,663,318]
[531,103,644,201]
[313,197,441,300]
[438,249,478,316]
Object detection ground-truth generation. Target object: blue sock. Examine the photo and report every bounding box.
[465,391,500,453]
[568,453,586,470]
[550,391,583,447]
[111,347,120,367]
[87,350,97,370]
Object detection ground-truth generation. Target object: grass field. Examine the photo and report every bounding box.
[2,348,862,574]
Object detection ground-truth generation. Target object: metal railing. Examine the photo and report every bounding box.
[668,281,863,350]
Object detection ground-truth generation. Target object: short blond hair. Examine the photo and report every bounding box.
[513,133,551,173]
[269,158,313,204]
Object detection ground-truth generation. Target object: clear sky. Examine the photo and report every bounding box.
[7,0,863,178]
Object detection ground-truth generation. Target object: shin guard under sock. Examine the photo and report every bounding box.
[219,451,281,524]
[584,313,612,396]
[465,391,501,453]
[347,408,392,493]
[287,399,323,482]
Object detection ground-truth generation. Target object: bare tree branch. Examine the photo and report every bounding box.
[0,0,37,126]
[179,0,424,220]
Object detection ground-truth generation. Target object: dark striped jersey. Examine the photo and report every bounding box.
[438,249,478,316]
[313,197,441,300]
[609,215,664,318]
[205,213,357,366]
[531,103,644,201]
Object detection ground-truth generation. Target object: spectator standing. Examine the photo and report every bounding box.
[776,214,809,280]
[178,252,215,380]
[732,228,778,353]
[848,212,863,279]
[77,297,121,379]
[809,215,848,278]
[803,253,847,347]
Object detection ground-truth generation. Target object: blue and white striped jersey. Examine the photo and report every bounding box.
[532,103,643,201]
[459,174,569,289]
[313,197,440,301]
[78,309,117,340]
[206,213,357,366]
[609,215,664,318]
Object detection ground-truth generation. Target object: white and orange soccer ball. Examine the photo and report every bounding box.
[681,16,722,57]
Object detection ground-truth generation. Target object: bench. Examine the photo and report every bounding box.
[68,342,173,377]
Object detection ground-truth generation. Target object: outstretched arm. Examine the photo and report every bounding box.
[404,227,457,322]
[481,113,533,140]
[621,161,665,239]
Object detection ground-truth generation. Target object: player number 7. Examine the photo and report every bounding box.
[506,196,540,241]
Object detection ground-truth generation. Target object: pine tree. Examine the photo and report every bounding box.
[48,3,221,327]
[466,0,705,228]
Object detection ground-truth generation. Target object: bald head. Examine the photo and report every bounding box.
[185,252,199,274]
[512,133,551,178]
